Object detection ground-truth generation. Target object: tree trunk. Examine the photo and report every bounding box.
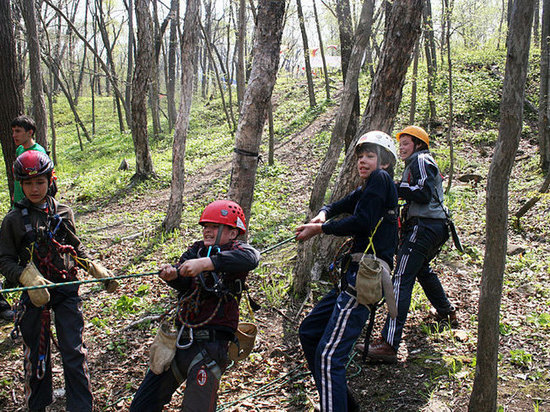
[124,0,134,120]
[0,0,24,199]
[163,0,200,231]
[410,38,419,124]
[309,0,423,285]
[167,0,179,131]
[236,0,246,107]
[336,0,363,151]
[296,0,317,108]
[313,0,330,100]
[468,1,535,410]
[424,0,437,124]
[444,0,455,194]
[534,0,540,46]
[293,0,376,294]
[131,0,156,180]
[228,0,286,222]
[21,0,48,149]
[539,0,550,172]
[44,82,57,164]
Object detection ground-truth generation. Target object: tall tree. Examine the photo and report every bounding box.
[469,0,535,410]
[228,0,286,221]
[424,0,437,125]
[0,0,24,199]
[131,0,156,180]
[236,0,246,107]
[163,0,200,231]
[296,0,317,108]
[21,0,48,148]
[539,0,550,171]
[312,0,330,100]
[297,0,423,290]
[293,0,376,294]
[166,0,179,131]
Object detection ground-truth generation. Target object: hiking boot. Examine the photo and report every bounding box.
[0,308,15,322]
[430,307,459,328]
[365,338,397,363]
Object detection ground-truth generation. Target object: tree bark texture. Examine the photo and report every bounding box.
[21,0,48,149]
[424,0,437,124]
[312,0,330,100]
[311,0,423,284]
[539,0,550,171]
[163,0,200,231]
[167,0,179,131]
[0,0,24,199]
[131,0,156,180]
[228,0,286,222]
[236,0,246,107]
[468,1,535,410]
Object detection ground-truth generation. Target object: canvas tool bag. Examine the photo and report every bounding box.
[149,320,178,375]
[355,218,398,318]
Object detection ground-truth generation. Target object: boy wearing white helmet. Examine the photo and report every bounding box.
[296,131,399,411]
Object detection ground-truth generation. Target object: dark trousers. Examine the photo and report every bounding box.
[383,218,453,351]
[130,340,228,412]
[0,289,10,311]
[299,266,369,412]
[19,290,92,411]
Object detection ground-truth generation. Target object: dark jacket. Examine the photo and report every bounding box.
[0,196,90,288]
[167,240,260,332]
[320,169,398,269]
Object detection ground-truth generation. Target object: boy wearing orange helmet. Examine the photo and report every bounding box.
[130,200,260,411]
[367,125,457,363]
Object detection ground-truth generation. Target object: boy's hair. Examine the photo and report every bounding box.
[410,135,429,152]
[11,115,36,134]
[356,142,396,179]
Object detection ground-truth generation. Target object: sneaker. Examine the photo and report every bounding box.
[430,307,459,327]
[0,308,15,322]
[365,338,397,363]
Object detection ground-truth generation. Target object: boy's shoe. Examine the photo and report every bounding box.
[365,338,397,363]
[430,307,459,327]
[0,308,15,321]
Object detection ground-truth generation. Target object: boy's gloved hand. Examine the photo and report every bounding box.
[149,323,177,375]
[19,261,52,307]
[88,261,119,293]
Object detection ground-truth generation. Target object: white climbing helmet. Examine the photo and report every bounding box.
[355,130,398,162]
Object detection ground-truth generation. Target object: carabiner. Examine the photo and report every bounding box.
[176,327,194,349]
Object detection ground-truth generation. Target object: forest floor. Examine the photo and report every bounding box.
[1,95,549,411]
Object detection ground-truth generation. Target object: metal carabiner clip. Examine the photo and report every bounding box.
[176,326,193,349]
[36,355,47,380]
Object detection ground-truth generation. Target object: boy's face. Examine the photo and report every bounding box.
[399,134,415,160]
[12,126,35,148]
[356,150,378,179]
[21,175,49,205]
[202,223,239,246]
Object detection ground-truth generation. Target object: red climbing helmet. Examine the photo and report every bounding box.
[13,151,54,182]
[199,200,247,234]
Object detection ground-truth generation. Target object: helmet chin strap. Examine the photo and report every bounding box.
[214,224,224,246]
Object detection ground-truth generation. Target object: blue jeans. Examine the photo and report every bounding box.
[383,218,453,351]
[299,266,368,412]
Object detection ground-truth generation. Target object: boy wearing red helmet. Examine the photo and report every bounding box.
[0,151,117,411]
[130,200,260,411]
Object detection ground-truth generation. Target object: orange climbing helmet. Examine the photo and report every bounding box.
[199,200,247,234]
[395,125,430,148]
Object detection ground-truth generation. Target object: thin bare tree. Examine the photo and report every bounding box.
[163,0,201,231]
[228,0,286,221]
[469,0,535,409]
